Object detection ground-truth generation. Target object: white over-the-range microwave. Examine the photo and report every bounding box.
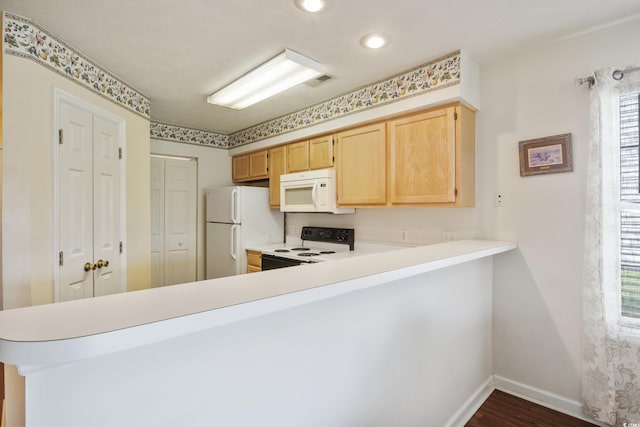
[280,168,355,214]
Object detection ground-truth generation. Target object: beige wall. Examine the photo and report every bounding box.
[2,54,151,309]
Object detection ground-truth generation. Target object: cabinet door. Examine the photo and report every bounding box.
[232,154,250,182]
[249,150,268,179]
[388,106,456,204]
[336,123,387,206]
[268,146,287,207]
[309,135,334,170]
[287,140,309,172]
[246,250,262,273]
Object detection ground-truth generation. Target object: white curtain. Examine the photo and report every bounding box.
[583,67,640,426]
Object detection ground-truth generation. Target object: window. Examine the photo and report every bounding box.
[620,92,640,319]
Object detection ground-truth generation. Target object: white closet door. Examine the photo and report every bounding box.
[59,101,95,301]
[58,100,123,302]
[149,156,197,287]
[164,158,197,286]
[150,157,166,288]
[92,115,121,297]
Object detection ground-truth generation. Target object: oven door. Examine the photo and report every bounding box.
[261,253,309,270]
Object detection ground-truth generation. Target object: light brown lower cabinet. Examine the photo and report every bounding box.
[246,250,262,273]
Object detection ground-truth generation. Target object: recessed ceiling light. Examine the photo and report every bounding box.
[295,0,325,13]
[361,33,388,49]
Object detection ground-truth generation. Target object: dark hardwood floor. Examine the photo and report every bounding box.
[466,390,598,427]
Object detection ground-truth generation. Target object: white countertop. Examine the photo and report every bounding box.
[0,240,516,369]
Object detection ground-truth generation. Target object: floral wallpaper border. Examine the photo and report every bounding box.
[3,10,461,148]
[150,122,228,148]
[151,51,460,149]
[228,51,461,148]
[3,12,151,119]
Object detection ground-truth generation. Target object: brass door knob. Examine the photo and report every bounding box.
[96,259,110,268]
[84,262,96,272]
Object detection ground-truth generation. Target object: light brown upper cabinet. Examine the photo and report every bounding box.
[232,149,268,182]
[308,135,334,170]
[286,135,334,173]
[387,103,475,207]
[231,103,475,208]
[335,123,387,206]
[232,153,250,182]
[286,140,309,173]
[268,145,287,207]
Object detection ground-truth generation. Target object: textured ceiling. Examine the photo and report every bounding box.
[2,0,640,134]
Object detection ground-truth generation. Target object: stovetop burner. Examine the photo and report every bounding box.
[319,250,335,254]
[274,249,290,253]
[298,252,320,257]
[291,247,310,251]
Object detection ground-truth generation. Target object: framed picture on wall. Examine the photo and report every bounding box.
[518,133,573,177]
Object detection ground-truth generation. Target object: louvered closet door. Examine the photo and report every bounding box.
[58,101,122,302]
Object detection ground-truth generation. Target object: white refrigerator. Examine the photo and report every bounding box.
[205,186,283,279]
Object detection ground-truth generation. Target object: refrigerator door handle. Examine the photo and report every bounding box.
[230,224,238,260]
[230,188,238,223]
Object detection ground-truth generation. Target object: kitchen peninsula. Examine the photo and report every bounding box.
[0,240,515,427]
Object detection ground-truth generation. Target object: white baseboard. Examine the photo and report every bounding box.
[445,375,607,427]
[493,375,606,426]
[443,377,494,427]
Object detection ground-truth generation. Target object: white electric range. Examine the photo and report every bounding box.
[259,226,405,269]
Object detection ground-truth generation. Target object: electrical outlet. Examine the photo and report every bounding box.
[401,229,408,242]
[442,231,457,242]
[494,192,505,207]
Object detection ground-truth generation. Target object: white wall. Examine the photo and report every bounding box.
[150,139,231,281]
[287,17,640,408]
[483,18,640,403]
[25,258,493,427]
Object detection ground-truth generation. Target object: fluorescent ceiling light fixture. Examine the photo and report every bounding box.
[207,49,324,110]
[295,0,325,12]
[361,33,388,49]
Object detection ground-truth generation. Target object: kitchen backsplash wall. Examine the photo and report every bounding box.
[285,207,482,246]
